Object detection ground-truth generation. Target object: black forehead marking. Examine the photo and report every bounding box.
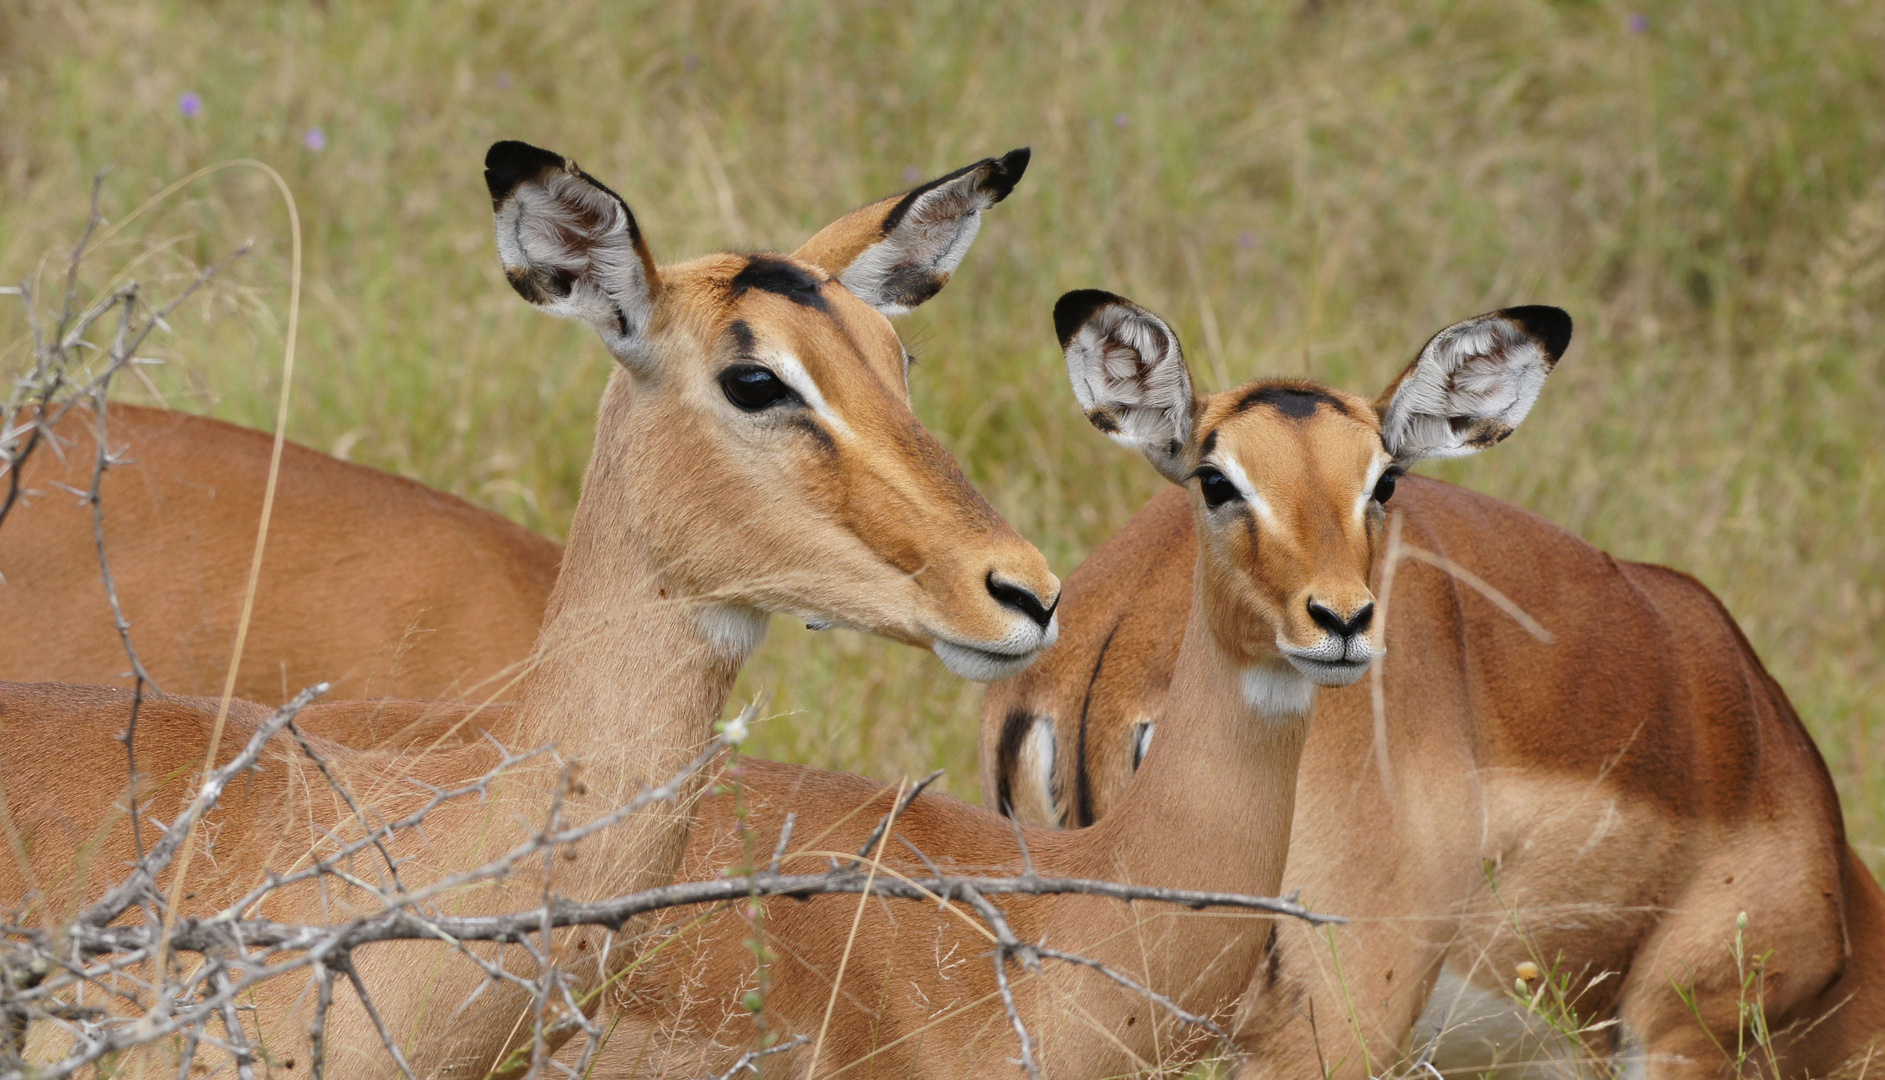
[731,256,830,312]
[725,319,756,356]
[1235,383,1352,420]
[1200,429,1218,458]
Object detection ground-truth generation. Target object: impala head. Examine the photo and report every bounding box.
[487,141,1058,680]
[1057,290,1569,708]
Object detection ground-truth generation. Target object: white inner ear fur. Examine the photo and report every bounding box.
[495,169,655,367]
[840,181,989,316]
[1380,315,1550,464]
[768,350,853,438]
[1064,305,1194,482]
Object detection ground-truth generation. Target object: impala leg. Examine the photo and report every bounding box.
[1229,920,1446,1080]
[1767,847,1885,1079]
[1609,878,1847,1079]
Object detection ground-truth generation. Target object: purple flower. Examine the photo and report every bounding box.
[178,91,202,119]
[683,54,700,72]
[1237,231,1258,251]
[304,127,326,151]
[493,71,514,90]
[1627,13,1649,34]
[1114,112,1130,129]
[902,165,922,184]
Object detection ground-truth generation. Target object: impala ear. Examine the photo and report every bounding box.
[793,149,1029,315]
[1376,305,1571,466]
[1055,290,1197,485]
[485,141,661,370]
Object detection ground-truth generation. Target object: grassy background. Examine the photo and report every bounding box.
[3,0,1882,861]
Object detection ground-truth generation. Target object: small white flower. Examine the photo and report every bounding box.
[719,712,750,745]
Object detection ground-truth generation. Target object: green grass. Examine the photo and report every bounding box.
[2,0,1882,863]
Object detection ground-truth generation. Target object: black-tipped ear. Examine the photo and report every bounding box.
[484,141,570,209]
[982,147,1031,203]
[1502,305,1574,364]
[1057,290,1197,484]
[881,147,1031,234]
[793,148,1033,315]
[1376,305,1570,465]
[1053,289,1126,350]
[487,141,661,371]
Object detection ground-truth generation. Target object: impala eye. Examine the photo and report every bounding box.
[719,364,798,411]
[1195,466,1241,509]
[1372,468,1402,505]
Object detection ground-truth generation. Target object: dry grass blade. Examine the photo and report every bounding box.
[1396,542,1555,644]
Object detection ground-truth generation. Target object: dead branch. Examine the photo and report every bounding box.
[1,692,1333,1079]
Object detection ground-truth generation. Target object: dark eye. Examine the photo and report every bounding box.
[1195,466,1241,509]
[719,364,797,411]
[1372,468,1402,505]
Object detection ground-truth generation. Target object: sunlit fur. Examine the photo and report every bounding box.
[0,404,562,703]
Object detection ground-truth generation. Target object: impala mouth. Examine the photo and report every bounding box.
[1279,636,1379,687]
[931,617,1059,682]
[1283,655,1372,687]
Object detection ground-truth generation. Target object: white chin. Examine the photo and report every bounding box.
[1286,656,1371,688]
[933,639,1041,682]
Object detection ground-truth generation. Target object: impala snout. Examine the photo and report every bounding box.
[1279,591,1381,686]
[930,558,1061,683]
[988,572,1059,630]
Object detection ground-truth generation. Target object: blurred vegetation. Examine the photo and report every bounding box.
[2,0,1882,862]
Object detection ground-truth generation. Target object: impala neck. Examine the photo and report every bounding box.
[1070,563,1312,898]
[507,377,758,858]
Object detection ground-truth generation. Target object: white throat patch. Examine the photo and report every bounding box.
[698,604,769,660]
[1241,660,1316,719]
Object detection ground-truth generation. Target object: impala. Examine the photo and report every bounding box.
[569,291,1563,1078]
[1,139,1061,1076]
[982,321,1885,1076]
[0,404,560,703]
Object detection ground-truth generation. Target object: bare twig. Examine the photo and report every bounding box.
[1032,946,1229,1040]
[710,1033,810,1079]
[47,867,1336,960]
[75,683,329,933]
[853,770,943,863]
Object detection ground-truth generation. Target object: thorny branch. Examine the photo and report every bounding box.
[1,175,250,886]
[0,696,1335,1079]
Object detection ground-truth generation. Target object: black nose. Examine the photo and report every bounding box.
[1308,599,1374,639]
[987,572,1058,630]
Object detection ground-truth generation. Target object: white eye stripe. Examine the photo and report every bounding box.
[768,350,853,438]
[1356,453,1395,523]
[1211,454,1280,529]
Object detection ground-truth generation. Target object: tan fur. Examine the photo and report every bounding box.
[0,145,1056,1077]
[982,478,1885,1077]
[556,296,1545,1078]
[0,403,560,703]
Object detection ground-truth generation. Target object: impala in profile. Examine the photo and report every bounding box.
[2,139,1059,1076]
